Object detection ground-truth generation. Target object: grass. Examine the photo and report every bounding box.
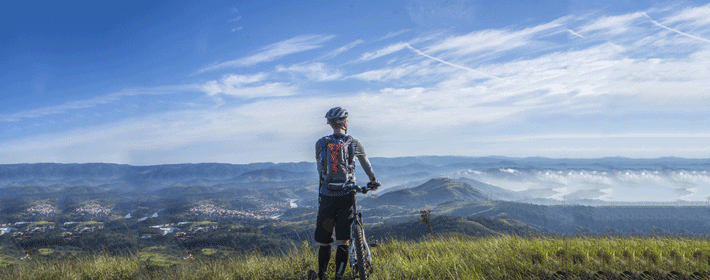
[1,236,710,279]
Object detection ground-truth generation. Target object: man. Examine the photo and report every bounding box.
[311,107,379,280]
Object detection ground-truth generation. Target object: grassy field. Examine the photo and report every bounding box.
[1,236,710,279]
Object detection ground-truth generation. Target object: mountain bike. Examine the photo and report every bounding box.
[348,184,374,280]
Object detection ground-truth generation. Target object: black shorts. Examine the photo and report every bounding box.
[314,193,356,244]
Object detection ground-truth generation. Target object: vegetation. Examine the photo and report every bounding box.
[1,236,710,279]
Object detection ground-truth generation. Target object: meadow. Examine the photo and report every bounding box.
[2,235,709,279]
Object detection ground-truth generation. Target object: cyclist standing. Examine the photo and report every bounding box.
[312,107,379,280]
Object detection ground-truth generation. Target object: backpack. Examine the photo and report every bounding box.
[322,135,354,191]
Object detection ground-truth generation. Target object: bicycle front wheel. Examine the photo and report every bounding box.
[352,222,369,280]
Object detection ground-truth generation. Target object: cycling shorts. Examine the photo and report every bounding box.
[314,193,355,244]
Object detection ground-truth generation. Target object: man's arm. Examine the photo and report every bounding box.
[352,139,378,188]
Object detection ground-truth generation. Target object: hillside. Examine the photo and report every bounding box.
[368,215,543,241]
[366,177,487,208]
[455,177,527,201]
[432,200,710,234]
[2,236,709,279]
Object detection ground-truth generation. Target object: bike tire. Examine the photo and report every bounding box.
[352,222,369,280]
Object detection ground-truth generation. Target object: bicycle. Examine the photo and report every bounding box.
[308,184,376,280]
[348,184,374,280]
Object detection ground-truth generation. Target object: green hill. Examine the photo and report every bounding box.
[367,178,487,208]
[368,215,542,241]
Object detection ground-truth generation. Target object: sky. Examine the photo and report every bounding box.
[1,0,709,165]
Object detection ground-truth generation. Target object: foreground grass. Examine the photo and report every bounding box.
[2,236,710,279]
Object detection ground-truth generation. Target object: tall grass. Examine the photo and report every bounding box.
[2,236,709,279]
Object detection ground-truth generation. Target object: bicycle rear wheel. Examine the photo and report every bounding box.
[352,222,369,280]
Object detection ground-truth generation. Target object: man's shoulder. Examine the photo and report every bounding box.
[317,134,359,145]
[316,135,330,147]
[347,135,360,145]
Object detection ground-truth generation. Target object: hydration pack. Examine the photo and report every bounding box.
[322,135,355,191]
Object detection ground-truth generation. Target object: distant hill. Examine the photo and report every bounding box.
[431,200,710,234]
[455,177,526,201]
[0,162,316,191]
[367,178,487,208]
[3,156,710,214]
[156,185,220,198]
[233,169,311,183]
[368,215,543,241]
[0,185,58,197]
[58,186,118,205]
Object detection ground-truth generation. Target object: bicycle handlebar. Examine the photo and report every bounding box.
[347,185,372,194]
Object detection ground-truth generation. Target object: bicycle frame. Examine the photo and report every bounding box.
[348,186,372,273]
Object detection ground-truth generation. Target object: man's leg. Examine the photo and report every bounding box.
[314,195,336,280]
[333,194,356,279]
[318,242,332,279]
[334,239,350,279]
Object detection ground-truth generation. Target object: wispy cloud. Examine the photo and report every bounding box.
[0,85,199,122]
[354,42,409,62]
[404,43,502,80]
[320,39,364,59]
[379,29,412,40]
[662,3,710,27]
[425,18,566,56]
[198,34,336,73]
[567,29,585,38]
[643,12,710,44]
[276,63,342,81]
[201,73,297,98]
[578,12,646,35]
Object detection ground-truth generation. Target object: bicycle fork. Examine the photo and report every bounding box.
[350,212,372,270]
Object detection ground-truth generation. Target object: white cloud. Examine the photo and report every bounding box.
[566,29,585,38]
[379,29,412,40]
[348,64,421,82]
[0,85,199,122]
[0,100,330,164]
[643,12,710,44]
[321,39,364,59]
[201,73,297,98]
[662,3,710,27]
[579,12,646,35]
[404,43,502,80]
[355,42,409,62]
[276,63,342,81]
[198,34,336,73]
[425,18,566,56]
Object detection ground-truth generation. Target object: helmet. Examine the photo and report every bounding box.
[325,107,348,124]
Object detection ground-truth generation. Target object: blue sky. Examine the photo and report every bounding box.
[1,0,709,165]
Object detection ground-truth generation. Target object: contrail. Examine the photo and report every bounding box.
[643,12,710,44]
[404,43,503,80]
[567,29,585,38]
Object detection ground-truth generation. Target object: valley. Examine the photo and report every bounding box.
[1,156,709,264]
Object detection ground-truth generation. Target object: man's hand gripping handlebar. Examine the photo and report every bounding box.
[348,181,381,194]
